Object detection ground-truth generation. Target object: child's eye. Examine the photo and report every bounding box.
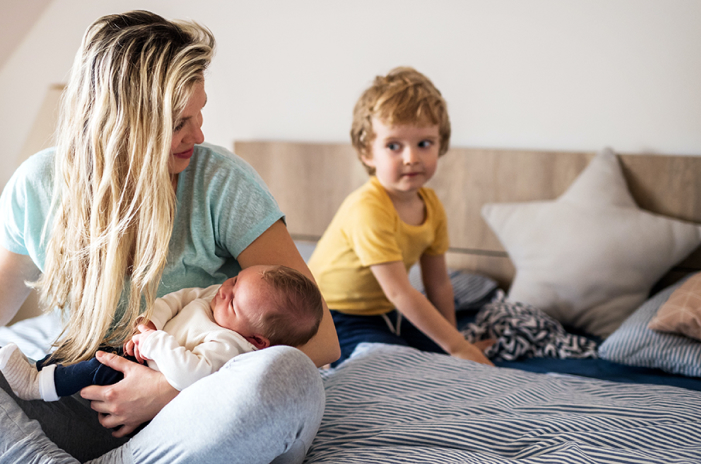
[174,121,185,132]
[418,140,433,148]
[387,142,401,151]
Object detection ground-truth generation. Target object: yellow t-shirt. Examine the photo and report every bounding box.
[308,176,449,315]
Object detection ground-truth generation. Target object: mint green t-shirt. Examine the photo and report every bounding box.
[0,142,284,304]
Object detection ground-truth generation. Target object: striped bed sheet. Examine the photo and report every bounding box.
[307,343,701,463]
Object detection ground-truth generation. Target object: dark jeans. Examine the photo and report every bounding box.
[36,347,138,398]
[331,309,446,367]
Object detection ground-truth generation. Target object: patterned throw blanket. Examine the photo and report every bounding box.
[461,291,599,361]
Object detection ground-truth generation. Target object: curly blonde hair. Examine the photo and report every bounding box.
[37,11,215,364]
[350,67,451,175]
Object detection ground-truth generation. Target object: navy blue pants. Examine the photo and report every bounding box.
[36,347,137,398]
[331,309,447,366]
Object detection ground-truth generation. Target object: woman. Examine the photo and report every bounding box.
[0,10,339,463]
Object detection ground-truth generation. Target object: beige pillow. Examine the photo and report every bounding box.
[648,273,701,341]
[482,148,701,338]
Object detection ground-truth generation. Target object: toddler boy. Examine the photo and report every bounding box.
[309,67,492,366]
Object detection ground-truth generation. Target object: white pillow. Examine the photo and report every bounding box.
[482,148,701,337]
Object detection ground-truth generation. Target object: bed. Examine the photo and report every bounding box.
[235,141,701,463]
[2,141,701,462]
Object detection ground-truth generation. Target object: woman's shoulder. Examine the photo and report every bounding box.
[2,147,56,205]
[186,143,271,192]
[192,142,237,164]
[192,143,260,175]
[12,147,56,181]
[0,148,56,259]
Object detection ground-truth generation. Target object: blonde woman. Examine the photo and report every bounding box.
[0,10,339,464]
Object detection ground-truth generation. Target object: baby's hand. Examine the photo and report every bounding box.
[130,324,157,364]
[123,320,157,360]
[136,320,157,332]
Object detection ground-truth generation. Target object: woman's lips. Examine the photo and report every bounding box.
[173,147,194,159]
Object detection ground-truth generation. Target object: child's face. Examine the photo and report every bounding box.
[363,118,440,198]
[209,265,276,338]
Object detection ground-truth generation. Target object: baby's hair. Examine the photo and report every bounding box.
[257,266,323,347]
[350,66,451,175]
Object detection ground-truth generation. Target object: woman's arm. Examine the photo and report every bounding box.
[370,260,492,365]
[420,253,456,327]
[237,219,340,367]
[0,246,41,326]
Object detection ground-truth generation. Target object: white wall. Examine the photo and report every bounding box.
[1,0,700,191]
[0,0,52,70]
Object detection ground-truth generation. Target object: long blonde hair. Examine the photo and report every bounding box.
[37,11,215,364]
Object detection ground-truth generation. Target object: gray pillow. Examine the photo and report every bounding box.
[410,268,498,310]
[599,276,701,378]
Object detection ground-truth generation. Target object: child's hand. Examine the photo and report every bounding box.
[130,324,157,364]
[450,340,494,366]
[473,339,496,352]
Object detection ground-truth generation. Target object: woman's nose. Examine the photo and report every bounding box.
[193,125,205,144]
[186,124,205,145]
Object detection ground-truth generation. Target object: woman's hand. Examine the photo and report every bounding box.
[80,350,178,437]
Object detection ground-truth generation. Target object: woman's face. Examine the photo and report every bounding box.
[169,80,207,175]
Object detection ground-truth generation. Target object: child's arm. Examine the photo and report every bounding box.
[129,324,254,391]
[370,261,493,365]
[420,253,456,327]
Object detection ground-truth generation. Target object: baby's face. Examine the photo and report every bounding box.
[210,265,276,337]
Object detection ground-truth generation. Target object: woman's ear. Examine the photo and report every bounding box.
[245,334,270,350]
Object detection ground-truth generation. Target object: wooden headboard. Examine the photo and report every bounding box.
[235,141,701,288]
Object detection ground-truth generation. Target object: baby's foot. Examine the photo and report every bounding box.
[0,343,41,400]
